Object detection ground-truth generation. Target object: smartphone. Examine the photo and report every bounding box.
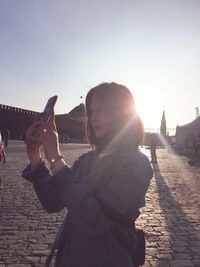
[39,95,58,122]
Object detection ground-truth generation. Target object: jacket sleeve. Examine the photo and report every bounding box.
[22,160,70,213]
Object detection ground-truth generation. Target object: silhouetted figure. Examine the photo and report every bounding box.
[150,134,157,163]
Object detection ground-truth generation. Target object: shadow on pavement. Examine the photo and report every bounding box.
[151,162,199,266]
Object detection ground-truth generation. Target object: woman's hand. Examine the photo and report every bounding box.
[26,112,61,167]
[26,119,43,166]
[41,113,61,165]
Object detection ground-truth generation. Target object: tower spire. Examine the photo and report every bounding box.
[160,110,167,136]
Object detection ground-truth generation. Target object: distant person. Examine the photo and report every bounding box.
[0,133,6,163]
[150,134,157,163]
[1,128,9,146]
[22,82,153,267]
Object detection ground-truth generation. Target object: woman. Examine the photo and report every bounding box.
[22,82,153,267]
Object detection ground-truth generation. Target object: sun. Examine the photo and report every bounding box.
[134,91,164,131]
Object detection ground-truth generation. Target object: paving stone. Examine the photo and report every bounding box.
[150,260,170,267]
[169,259,194,267]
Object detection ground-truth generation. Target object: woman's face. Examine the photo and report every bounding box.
[90,94,115,139]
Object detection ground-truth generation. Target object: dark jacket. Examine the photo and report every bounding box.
[22,149,153,267]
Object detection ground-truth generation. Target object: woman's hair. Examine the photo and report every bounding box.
[85,82,144,151]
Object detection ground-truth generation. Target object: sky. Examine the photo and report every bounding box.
[0,0,200,132]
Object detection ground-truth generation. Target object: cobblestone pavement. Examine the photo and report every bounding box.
[0,141,200,267]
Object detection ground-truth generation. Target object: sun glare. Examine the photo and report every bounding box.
[135,92,164,130]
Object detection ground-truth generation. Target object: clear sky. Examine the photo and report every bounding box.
[0,0,200,131]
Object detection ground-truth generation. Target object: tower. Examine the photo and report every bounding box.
[160,110,167,136]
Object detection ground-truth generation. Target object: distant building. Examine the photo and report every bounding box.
[55,103,86,142]
[160,110,167,136]
[56,114,85,142]
[176,116,200,154]
[67,103,85,122]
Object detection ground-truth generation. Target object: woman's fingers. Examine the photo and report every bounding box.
[32,112,56,132]
[26,122,47,144]
[26,113,58,152]
[47,112,57,131]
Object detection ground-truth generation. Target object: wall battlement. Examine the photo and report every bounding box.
[0,104,38,115]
